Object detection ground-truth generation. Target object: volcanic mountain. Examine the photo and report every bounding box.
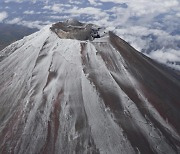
[0,19,180,154]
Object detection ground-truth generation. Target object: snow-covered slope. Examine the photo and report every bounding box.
[0,22,180,154]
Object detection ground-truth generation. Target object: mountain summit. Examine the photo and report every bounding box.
[0,20,180,154]
[50,19,105,40]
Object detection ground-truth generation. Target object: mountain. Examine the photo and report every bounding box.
[0,0,180,70]
[0,23,38,51]
[0,20,180,154]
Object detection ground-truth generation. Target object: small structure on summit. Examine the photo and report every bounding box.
[50,19,106,41]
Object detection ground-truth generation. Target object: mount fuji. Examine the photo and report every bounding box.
[0,19,180,154]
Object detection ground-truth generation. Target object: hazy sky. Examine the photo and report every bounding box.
[0,0,180,70]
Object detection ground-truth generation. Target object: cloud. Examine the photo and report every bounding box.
[24,10,35,15]
[67,6,108,20]
[176,13,180,17]
[148,49,180,70]
[88,0,102,6]
[51,4,62,12]
[69,0,82,5]
[123,0,179,16]
[0,11,8,22]
[43,4,71,13]
[98,0,122,3]
[149,49,180,62]
[4,0,23,3]
[6,17,21,24]
[19,20,52,29]
[49,15,70,20]
[43,4,62,13]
